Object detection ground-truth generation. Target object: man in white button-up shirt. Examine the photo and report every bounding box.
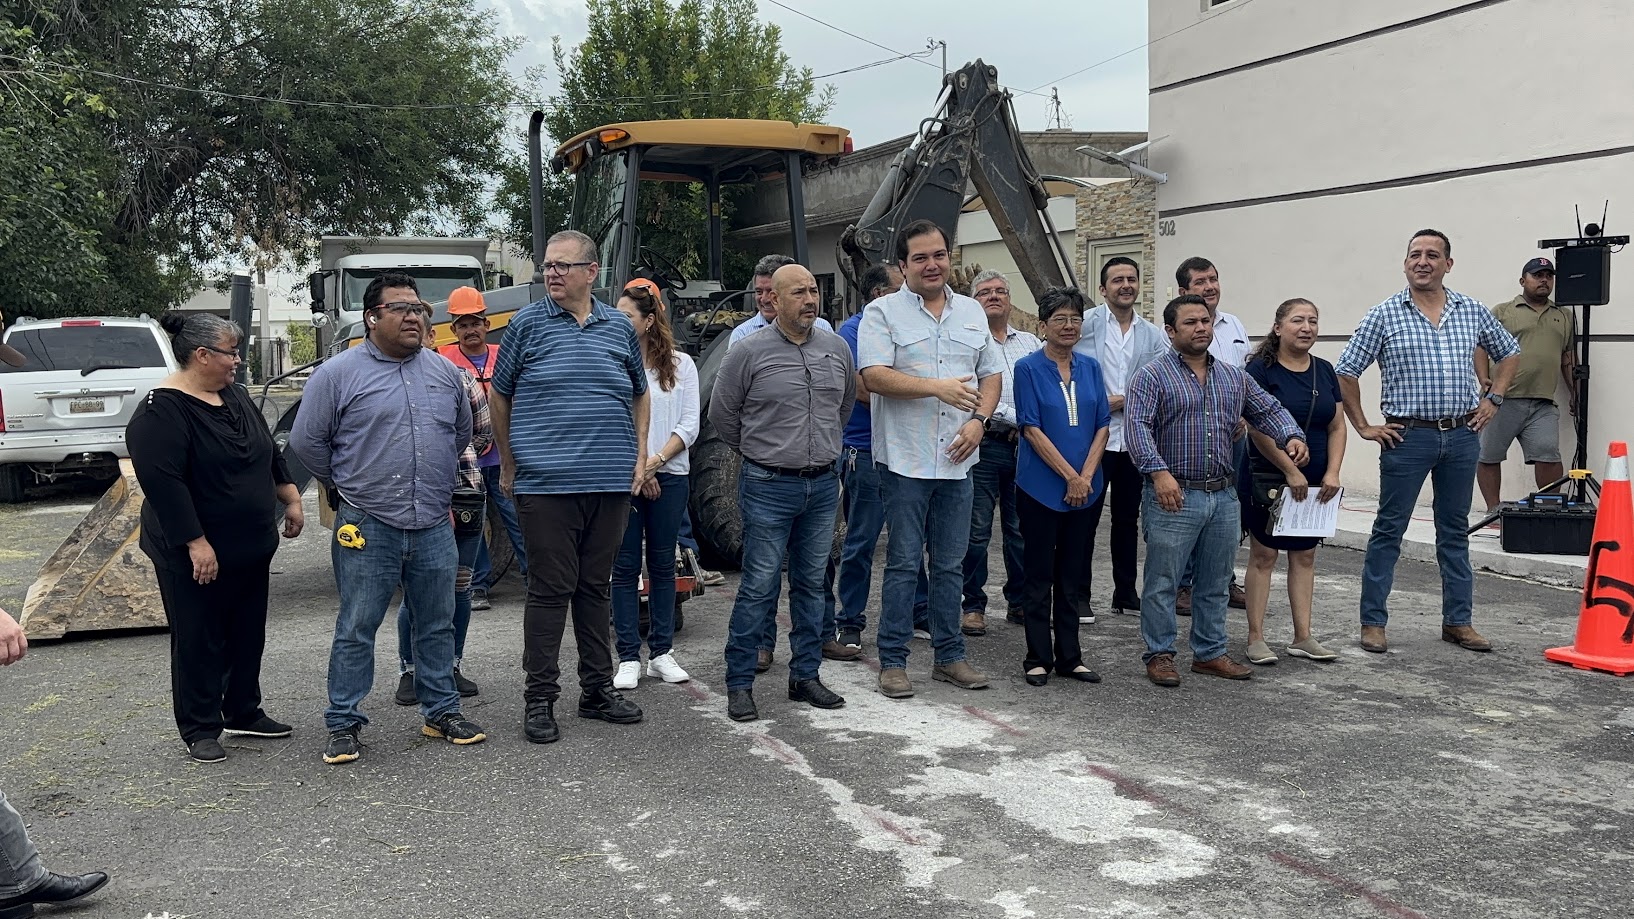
[858,219,1003,699]
[1074,257,1168,619]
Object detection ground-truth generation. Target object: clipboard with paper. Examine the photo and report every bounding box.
[1271,488,1343,538]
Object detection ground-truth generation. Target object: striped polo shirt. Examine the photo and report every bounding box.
[491,296,648,495]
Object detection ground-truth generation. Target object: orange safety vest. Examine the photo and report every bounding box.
[439,343,501,458]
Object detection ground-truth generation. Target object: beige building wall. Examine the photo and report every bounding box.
[1148,0,1634,502]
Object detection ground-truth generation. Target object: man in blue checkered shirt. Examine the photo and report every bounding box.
[1336,229,1520,655]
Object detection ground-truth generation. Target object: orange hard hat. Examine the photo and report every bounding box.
[623,278,662,300]
[448,286,487,316]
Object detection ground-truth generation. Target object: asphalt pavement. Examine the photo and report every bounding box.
[2,486,1630,919]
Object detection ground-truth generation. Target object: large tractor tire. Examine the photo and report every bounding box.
[688,423,743,569]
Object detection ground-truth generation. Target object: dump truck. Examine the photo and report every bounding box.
[306,235,492,355]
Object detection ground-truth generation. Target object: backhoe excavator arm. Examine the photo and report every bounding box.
[838,59,1077,303]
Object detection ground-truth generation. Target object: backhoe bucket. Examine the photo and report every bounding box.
[20,459,164,638]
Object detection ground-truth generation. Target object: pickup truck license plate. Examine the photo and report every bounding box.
[68,398,105,414]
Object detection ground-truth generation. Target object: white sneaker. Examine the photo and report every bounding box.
[613,660,641,690]
[912,628,932,640]
[646,651,691,683]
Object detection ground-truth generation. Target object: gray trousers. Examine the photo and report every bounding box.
[0,787,44,897]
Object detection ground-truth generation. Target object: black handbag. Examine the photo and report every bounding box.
[1248,362,1324,511]
[450,487,487,538]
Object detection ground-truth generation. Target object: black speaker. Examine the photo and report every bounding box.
[1555,245,1611,306]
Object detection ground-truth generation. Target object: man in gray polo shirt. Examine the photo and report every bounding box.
[710,264,855,722]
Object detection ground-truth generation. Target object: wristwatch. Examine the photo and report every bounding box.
[971,413,989,427]
[1485,392,1504,406]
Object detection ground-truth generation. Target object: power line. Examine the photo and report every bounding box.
[2,50,931,112]
[1023,0,1265,93]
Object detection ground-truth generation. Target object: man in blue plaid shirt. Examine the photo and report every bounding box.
[1336,229,1520,655]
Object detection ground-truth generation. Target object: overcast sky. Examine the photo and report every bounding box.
[484,0,1149,147]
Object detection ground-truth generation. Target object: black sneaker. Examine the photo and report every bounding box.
[453,667,480,697]
[788,678,845,709]
[422,712,487,745]
[323,726,361,765]
[394,671,417,706]
[187,737,226,763]
[470,588,491,611]
[838,628,862,649]
[524,700,560,744]
[577,684,643,724]
[223,715,292,738]
[1006,606,1024,625]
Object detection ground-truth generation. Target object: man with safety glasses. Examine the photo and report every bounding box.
[291,271,487,765]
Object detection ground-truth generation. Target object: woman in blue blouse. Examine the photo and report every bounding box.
[1014,287,1112,686]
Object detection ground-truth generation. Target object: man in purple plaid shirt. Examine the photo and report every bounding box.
[1126,295,1307,687]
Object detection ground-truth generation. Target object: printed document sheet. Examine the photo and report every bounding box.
[1273,488,1343,538]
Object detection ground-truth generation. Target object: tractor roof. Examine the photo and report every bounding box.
[552,119,850,184]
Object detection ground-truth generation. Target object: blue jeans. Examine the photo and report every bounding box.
[677,510,700,552]
[327,504,460,730]
[612,473,689,661]
[725,464,840,689]
[1362,425,1479,627]
[397,506,483,670]
[0,786,44,897]
[823,447,928,639]
[877,469,972,671]
[1139,482,1238,663]
[474,464,528,590]
[1180,437,1249,589]
[963,436,1025,613]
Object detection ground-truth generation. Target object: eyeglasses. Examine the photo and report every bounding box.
[378,301,431,316]
[977,288,1011,298]
[1045,315,1085,327]
[542,261,594,275]
[201,345,241,359]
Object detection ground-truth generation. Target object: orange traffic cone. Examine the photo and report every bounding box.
[1546,442,1634,676]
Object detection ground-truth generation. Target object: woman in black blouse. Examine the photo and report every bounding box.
[127,313,304,763]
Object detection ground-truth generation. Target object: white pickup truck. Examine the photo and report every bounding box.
[0,316,177,501]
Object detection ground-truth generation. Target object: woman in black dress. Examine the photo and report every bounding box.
[127,313,304,763]
[1240,299,1347,665]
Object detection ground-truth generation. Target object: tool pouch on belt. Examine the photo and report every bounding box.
[450,487,486,538]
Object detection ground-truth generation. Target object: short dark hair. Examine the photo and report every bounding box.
[1408,228,1452,258]
[860,264,895,299]
[1100,256,1140,288]
[1174,257,1215,290]
[363,271,419,310]
[1163,293,1209,329]
[1036,286,1087,323]
[894,219,950,263]
[753,254,796,279]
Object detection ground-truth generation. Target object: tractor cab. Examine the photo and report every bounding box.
[551,119,849,357]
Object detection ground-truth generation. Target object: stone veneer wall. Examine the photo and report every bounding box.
[1074,181,1158,322]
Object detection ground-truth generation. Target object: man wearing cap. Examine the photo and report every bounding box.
[1475,257,1576,514]
[441,287,527,610]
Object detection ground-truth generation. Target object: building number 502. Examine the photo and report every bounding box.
[1157,219,1177,237]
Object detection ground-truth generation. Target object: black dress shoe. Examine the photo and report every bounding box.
[788,678,845,709]
[577,684,643,724]
[1024,671,1049,687]
[727,689,759,722]
[1058,667,1103,683]
[1112,593,1141,614]
[523,700,559,744]
[0,871,109,910]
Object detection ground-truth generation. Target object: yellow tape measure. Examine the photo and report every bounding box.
[336,524,366,550]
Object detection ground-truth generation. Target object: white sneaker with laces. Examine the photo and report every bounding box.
[613,660,642,690]
[646,652,691,683]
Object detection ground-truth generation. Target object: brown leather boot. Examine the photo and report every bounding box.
[1360,625,1388,653]
[932,660,990,689]
[878,668,914,698]
[960,611,988,636]
[1175,587,1192,616]
[1441,624,1492,652]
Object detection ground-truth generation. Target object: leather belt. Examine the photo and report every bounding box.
[1385,414,1472,431]
[748,459,835,479]
[983,427,1019,445]
[1171,475,1234,492]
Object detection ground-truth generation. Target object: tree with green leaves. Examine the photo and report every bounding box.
[498,0,832,283]
[3,0,518,320]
